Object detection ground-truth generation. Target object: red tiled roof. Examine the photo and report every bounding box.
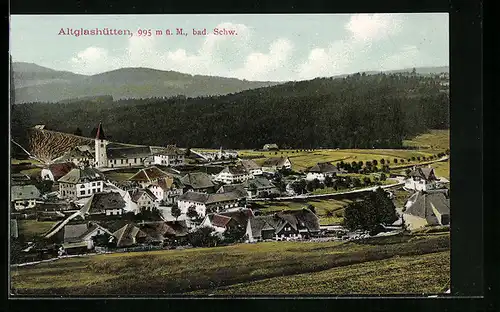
[47,162,77,180]
[211,214,232,228]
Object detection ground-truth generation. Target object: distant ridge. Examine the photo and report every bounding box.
[12,62,448,104]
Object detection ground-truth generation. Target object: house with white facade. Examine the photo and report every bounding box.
[147,177,185,205]
[147,145,185,167]
[177,191,243,217]
[80,192,127,217]
[403,189,450,230]
[261,157,292,173]
[200,208,254,234]
[58,167,106,200]
[240,159,263,176]
[214,165,252,184]
[128,189,158,211]
[263,144,279,151]
[404,166,439,191]
[52,145,94,167]
[11,185,41,210]
[306,162,343,181]
[62,222,113,250]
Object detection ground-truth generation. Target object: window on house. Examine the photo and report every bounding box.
[80,185,85,188]
[92,182,96,186]
[80,191,85,195]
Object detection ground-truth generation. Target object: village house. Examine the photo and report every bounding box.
[404,166,439,191]
[261,157,292,173]
[112,223,149,248]
[11,185,41,210]
[177,191,244,217]
[58,167,106,200]
[240,177,279,198]
[52,145,94,166]
[403,189,450,230]
[147,177,185,205]
[247,209,320,242]
[127,189,158,211]
[216,184,248,199]
[61,222,113,251]
[306,162,343,182]
[180,172,216,193]
[214,165,252,184]
[200,208,255,234]
[41,162,77,182]
[80,191,128,217]
[147,145,185,167]
[138,221,187,245]
[193,147,239,162]
[240,159,263,176]
[128,166,174,188]
[263,144,279,151]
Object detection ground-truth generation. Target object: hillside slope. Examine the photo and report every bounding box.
[13,72,449,150]
[12,63,281,103]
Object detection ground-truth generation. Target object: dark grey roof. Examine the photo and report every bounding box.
[408,167,438,181]
[11,185,41,201]
[58,167,105,184]
[250,209,320,237]
[150,145,184,156]
[217,184,248,198]
[308,162,340,173]
[405,191,450,224]
[242,177,277,190]
[178,191,242,204]
[106,146,151,159]
[180,172,215,190]
[63,223,110,243]
[220,165,248,175]
[262,157,289,167]
[80,192,126,215]
[240,159,261,170]
[112,223,148,247]
[128,166,172,182]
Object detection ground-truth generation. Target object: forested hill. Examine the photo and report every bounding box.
[12,72,449,150]
[12,63,282,104]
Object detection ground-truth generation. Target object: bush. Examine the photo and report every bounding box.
[187,226,221,247]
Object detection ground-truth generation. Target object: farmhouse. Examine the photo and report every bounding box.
[180,172,215,193]
[240,159,263,176]
[147,177,185,205]
[306,162,342,181]
[53,146,94,166]
[41,162,77,182]
[263,144,279,151]
[127,189,158,211]
[80,192,127,217]
[247,209,320,242]
[403,190,450,230]
[147,145,185,167]
[261,157,292,173]
[404,166,438,191]
[242,177,279,198]
[112,223,149,248]
[201,208,254,234]
[216,184,248,199]
[62,222,113,251]
[11,185,41,210]
[128,166,173,188]
[58,167,106,200]
[177,191,244,217]
[214,165,252,184]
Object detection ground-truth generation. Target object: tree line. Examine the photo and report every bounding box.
[12,72,449,150]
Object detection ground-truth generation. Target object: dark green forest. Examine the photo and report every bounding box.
[11,72,449,149]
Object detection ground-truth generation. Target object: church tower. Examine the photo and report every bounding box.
[95,122,108,168]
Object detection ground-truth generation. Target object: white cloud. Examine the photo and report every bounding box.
[234,38,293,81]
[70,47,112,75]
[378,45,422,71]
[297,14,406,79]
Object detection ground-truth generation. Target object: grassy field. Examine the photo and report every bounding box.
[240,149,436,172]
[254,198,353,225]
[403,130,450,150]
[11,233,449,295]
[17,220,58,241]
[189,251,450,295]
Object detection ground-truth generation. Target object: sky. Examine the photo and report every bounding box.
[10,14,449,82]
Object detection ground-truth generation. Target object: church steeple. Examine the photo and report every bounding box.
[96,122,106,140]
